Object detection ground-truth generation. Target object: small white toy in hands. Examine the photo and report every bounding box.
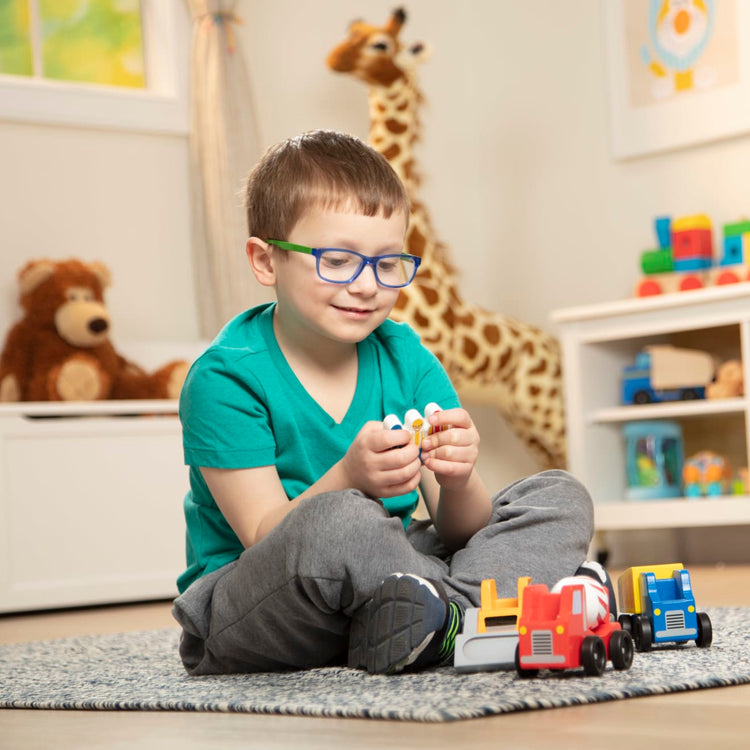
[383,402,446,450]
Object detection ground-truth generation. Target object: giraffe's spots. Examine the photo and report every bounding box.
[420,286,439,306]
[483,324,501,346]
[473,356,490,375]
[529,385,541,397]
[385,118,408,134]
[457,311,475,327]
[404,159,419,185]
[521,341,535,355]
[462,337,479,360]
[529,359,547,375]
[414,310,430,328]
[376,102,388,113]
[407,224,426,255]
[382,143,401,161]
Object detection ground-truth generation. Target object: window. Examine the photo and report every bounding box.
[0,0,188,134]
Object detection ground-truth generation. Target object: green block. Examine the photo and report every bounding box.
[723,220,750,237]
[641,248,674,274]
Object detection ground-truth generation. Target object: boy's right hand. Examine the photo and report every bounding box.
[339,421,422,499]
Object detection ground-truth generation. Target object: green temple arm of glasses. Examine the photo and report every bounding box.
[268,240,314,255]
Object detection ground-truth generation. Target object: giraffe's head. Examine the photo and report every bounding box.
[326,7,430,88]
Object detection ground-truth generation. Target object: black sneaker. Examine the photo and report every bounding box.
[348,573,463,674]
[576,560,618,619]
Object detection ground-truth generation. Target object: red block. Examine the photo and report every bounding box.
[672,228,712,260]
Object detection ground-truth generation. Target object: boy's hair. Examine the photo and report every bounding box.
[244,130,410,240]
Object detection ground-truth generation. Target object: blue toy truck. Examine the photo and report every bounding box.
[622,345,715,405]
[617,564,712,651]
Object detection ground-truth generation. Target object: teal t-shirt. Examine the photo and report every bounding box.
[177,303,460,593]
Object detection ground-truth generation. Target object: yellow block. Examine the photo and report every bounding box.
[617,563,683,615]
[672,214,711,232]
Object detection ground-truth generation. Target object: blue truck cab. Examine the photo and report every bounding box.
[622,568,713,651]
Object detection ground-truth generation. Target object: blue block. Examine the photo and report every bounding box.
[674,257,712,271]
[721,234,744,266]
[655,217,671,249]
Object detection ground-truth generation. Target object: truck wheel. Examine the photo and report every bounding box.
[696,612,713,648]
[609,629,634,670]
[681,389,700,400]
[633,391,652,404]
[581,635,606,676]
[618,614,634,634]
[514,644,538,679]
[633,615,653,652]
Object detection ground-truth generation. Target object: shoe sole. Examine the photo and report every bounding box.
[348,573,447,674]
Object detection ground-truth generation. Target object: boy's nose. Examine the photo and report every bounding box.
[348,263,379,293]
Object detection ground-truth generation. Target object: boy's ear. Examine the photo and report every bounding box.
[246,237,276,287]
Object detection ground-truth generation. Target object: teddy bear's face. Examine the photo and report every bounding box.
[54,285,111,347]
[18,259,113,349]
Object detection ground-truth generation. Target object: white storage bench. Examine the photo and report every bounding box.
[0,342,205,613]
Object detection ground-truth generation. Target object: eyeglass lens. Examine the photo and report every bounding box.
[318,250,417,287]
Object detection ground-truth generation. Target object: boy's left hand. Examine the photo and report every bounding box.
[420,407,479,490]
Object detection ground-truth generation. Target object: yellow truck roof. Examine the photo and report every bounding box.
[617,563,683,614]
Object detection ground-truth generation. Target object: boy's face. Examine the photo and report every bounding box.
[272,206,408,348]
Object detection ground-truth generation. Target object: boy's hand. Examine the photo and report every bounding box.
[340,421,422,499]
[420,408,480,490]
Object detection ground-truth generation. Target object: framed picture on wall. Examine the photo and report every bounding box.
[603,0,750,160]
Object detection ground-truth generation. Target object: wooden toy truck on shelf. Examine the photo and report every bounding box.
[617,564,713,652]
[621,344,715,405]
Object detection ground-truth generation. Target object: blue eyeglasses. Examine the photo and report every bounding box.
[268,240,421,288]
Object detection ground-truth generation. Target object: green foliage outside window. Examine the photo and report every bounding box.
[0,0,33,76]
[0,0,145,88]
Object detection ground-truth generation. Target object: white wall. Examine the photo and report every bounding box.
[2,1,750,561]
[0,121,198,342]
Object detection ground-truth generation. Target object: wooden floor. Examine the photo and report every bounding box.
[1,565,749,750]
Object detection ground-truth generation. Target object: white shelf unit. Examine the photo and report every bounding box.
[551,284,750,534]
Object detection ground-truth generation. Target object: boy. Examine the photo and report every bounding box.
[172,130,595,675]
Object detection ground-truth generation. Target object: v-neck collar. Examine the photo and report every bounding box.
[259,305,374,428]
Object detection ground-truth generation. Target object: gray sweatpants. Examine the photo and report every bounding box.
[172,469,593,674]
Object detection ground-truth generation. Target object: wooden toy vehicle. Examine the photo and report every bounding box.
[515,576,634,677]
[621,345,715,405]
[454,577,530,672]
[617,564,712,652]
[636,215,750,297]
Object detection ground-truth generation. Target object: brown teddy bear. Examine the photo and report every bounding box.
[706,359,744,400]
[0,258,189,402]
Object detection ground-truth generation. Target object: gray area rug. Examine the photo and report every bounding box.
[1,607,748,722]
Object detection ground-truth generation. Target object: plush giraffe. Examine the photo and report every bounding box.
[326,7,566,469]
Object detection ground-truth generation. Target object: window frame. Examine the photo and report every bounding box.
[0,1,189,135]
